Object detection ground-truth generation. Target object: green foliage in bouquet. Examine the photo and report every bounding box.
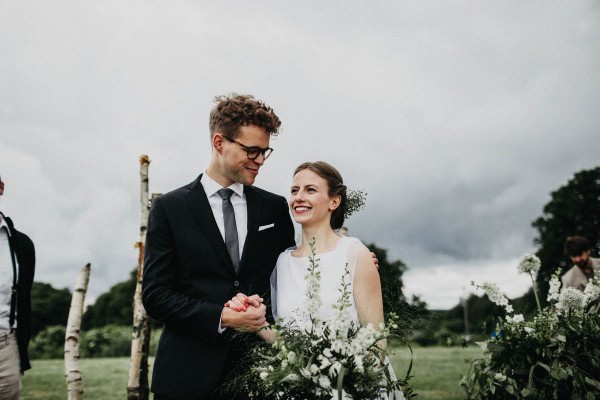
[461,256,600,399]
[231,239,411,399]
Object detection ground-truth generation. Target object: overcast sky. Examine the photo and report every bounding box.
[1,1,599,309]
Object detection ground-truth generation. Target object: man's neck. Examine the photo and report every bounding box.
[205,167,234,188]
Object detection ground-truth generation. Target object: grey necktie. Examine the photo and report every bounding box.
[217,188,240,273]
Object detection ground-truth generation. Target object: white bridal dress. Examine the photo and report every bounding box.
[271,235,405,400]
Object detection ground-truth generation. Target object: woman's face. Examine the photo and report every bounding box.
[289,169,339,227]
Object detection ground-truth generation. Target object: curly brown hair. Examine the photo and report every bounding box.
[293,161,347,230]
[209,93,281,139]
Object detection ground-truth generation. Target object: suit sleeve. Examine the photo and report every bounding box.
[142,197,223,335]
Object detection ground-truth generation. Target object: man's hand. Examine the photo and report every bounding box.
[371,252,379,270]
[221,302,266,332]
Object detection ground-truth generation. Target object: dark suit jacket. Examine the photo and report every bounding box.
[2,214,35,373]
[142,174,295,399]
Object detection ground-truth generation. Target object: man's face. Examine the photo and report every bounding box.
[219,124,270,186]
[571,250,591,269]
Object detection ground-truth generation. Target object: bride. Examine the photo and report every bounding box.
[226,161,404,399]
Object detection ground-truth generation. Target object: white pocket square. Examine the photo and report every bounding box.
[258,223,275,231]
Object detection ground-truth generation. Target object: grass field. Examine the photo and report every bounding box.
[21,346,482,399]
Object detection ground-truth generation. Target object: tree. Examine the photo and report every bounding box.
[366,243,427,341]
[366,243,407,312]
[532,166,600,296]
[82,269,137,329]
[30,282,71,336]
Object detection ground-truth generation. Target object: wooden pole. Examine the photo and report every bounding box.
[64,263,91,400]
[127,155,152,400]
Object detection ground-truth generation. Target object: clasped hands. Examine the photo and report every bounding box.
[221,293,267,332]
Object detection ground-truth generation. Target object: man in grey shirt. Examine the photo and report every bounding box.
[561,236,599,291]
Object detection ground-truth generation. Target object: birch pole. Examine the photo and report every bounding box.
[64,263,91,400]
[127,155,152,400]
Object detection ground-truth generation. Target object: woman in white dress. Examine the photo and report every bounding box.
[226,161,403,399]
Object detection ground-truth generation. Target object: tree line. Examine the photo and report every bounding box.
[28,166,600,353]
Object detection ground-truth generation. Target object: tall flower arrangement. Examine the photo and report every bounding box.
[244,239,408,399]
[461,254,600,399]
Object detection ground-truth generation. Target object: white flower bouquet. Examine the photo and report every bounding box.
[244,240,407,399]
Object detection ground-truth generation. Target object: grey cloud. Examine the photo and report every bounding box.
[1,1,599,308]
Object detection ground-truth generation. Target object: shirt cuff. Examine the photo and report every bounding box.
[218,309,227,334]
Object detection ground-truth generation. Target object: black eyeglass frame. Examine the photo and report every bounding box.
[223,136,274,160]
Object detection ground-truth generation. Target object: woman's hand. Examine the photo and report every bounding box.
[224,293,264,312]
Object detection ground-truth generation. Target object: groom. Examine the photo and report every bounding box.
[142,93,295,400]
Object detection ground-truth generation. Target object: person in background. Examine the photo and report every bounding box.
[561,235,599,291]
[0,175,36,400]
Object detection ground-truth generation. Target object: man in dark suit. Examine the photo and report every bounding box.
[142,94,295,400]
[0,175,36,400]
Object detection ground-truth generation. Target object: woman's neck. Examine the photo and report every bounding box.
[296,223,341,256]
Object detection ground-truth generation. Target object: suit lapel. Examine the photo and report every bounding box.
[240,185,262,270]
[184,174,235,273]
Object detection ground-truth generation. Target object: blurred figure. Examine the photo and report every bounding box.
[561,236,599,291]
[0,175,36,400]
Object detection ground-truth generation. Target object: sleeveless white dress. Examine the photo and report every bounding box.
[270,235,405,400]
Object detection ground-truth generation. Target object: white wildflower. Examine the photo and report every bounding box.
[287,351,296,363]
[318,375,331,389]
[523,327,534,334]
[329,362,342,377]
[556,287,585,312]
[506,314,524,324]
[494,373,507,382]
[583,279,600,307]
[473,281,513,314]
[354,355,364,372]
[259,372,269,380]
[318,355,331,369]
[547,274,561,303]
[518,254,541,277]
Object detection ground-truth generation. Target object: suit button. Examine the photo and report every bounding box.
[234,280,240,287]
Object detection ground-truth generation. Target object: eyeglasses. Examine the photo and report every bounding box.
[223,136,273,160]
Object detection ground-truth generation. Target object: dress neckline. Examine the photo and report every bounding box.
[289,235,346,259]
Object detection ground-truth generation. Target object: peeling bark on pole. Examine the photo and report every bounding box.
[64,263,91,400]
[128,155,152,400]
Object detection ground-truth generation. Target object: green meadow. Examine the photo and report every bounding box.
[21,346,481,400]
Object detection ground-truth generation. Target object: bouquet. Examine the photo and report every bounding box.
[461,254,600,399]
[244,239,407,399]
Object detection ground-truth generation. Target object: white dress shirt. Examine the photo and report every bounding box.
[0,214,16,331]
[200,173,247,258]
[200,172,248,333]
